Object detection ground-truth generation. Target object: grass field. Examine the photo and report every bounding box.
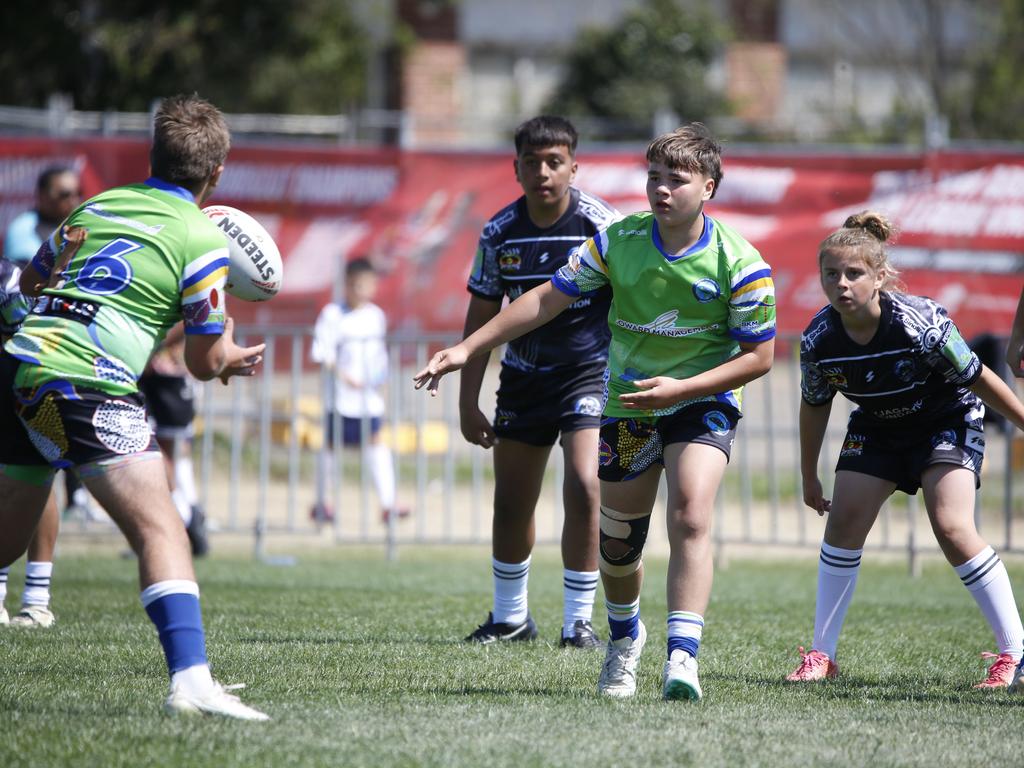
[2,546,1022,767]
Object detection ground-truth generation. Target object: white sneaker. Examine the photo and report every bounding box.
[662,649,702,701]
[598,621,647,698]
[10,605,55,628]
[0,606,8,625]
[165,681,270,721]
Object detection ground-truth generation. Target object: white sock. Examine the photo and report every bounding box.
[368,443,396,510]
[812,543,862,660]
[955,546,1024,658]
[562,568,599,636]
[170,663,215,697]
[172,487,193,527]
[22,561,53,607]
[174,452,198,506]
[492,556,530,625]
[0,566,8,606]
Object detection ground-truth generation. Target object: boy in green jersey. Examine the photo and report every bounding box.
[0,95,269,720]
[415,123,776,701]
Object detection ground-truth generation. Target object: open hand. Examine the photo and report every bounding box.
[618,377,683,411]
[412,345,469,396]
[218,317,266,385]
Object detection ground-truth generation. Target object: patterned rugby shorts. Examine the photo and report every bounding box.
[13,378,158,470]
[0,349,48,466]
[836,409,984,494]
[598,402,741,482]
[493,360,606,447]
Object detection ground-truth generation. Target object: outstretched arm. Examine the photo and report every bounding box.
[619,338,774,411]
[970,364,1024,432]
[799,398,833,515]
[413,281,574,395]
[184,316,265,384]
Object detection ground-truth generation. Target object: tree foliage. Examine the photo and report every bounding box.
[964,0,1024,140]
[0,0,368,112]
[543,0,729,137]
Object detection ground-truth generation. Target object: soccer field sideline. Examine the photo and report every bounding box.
[2,548,1022,767]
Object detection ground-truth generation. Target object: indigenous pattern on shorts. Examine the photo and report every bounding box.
[468,188,619,373]
[800,291,982,429]
[14,379,156,469]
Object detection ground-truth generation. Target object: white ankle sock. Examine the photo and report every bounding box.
[171,663,215,696]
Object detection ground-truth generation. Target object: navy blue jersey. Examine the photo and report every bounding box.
[800,292,983,428]
[468,188,619,372]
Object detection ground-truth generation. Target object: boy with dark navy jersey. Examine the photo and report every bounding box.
[460,116,619,647]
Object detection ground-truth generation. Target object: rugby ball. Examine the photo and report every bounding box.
[202,205,282,301]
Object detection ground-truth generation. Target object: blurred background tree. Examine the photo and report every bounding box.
[542,0,728,139]
[0,0,368,113]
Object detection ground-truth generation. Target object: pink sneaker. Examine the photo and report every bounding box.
[785,646,838,682]
[974,652,1018,689]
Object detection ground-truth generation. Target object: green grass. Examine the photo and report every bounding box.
[2,548,1022,767]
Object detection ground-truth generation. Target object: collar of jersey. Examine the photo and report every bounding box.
[651,213,714,261]
[144,176,196,203]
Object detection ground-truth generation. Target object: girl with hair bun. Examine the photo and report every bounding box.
[787,211,1024,691]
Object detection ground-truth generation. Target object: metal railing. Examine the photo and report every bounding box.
[145,327,1024,570]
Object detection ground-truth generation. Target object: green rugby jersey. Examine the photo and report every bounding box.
[552,211,775,418]
[4,178,229,395]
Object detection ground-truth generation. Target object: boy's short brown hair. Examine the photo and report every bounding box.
[646,122,723,198]
[149,94,231,188]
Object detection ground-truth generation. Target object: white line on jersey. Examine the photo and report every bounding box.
[502,236,588,244]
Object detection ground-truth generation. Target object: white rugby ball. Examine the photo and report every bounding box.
[202,205,282,301]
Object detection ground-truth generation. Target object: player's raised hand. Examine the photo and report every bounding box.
[618,376,684,410]
[218,317,266,385]
[413,344,469,396]
[460,405,497,449]
[802,476,831,516]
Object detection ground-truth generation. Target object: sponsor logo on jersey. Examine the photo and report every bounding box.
[703,410,732,436]
[617,227,648,237]
[865,370,875,383]
[574,395,602,417]
[692,278,721,303]
[616,310,719,337]
[840,435,865,456]
[920,324,951,352]
[942,328,975,371]
[875,399,924,419]
[483,208,516,238]
[567,297,592,310]
[894,358,916,382]
[538,252,550,263]
[823,367,847,388]
[498,249,522,271]
[567,249,583,273]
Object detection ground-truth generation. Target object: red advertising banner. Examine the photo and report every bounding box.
[1,137,1022,341]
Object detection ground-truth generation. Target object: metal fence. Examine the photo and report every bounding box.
[104,326,1020,571]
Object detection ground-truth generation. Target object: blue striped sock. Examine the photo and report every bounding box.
[607,598,640,641]
[667,611,704,658]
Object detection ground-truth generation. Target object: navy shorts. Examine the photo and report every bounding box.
[598,401,740,482]
[324,412,382,447]
[0,349,48,467]
[139,372,195,438]
[493,360,605,447]
[836,410,984,494]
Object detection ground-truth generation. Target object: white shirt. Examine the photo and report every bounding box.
[311,301,388,417]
